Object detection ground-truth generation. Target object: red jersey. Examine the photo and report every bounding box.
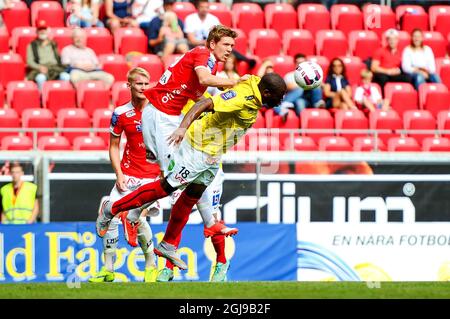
[373,47,402,69]
[144,46,218,115]
[110,102,160,179]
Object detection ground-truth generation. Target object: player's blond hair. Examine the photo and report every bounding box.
[127,67,150,83]
[206,25,237,49]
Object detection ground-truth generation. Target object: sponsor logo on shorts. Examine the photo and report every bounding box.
[174,174,188,185]
[221,90,237,101]
[168,159,175,172]
[212,193,220,206]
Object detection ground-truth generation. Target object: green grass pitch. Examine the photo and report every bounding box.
[0,282,449,299]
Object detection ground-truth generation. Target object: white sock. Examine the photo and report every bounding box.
[196,191,216,228]
[103,218,119,272]
[137,217,156,269]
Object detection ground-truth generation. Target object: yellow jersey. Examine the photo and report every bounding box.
[186,75,262,156]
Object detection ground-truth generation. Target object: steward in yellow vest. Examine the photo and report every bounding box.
[0,163,39,224]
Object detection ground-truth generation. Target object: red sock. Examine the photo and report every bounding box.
[163,191,199,245]
[111,180,168,216]
[211,234,227,264]
[164,233,182,270]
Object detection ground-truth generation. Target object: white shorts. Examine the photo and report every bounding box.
[166,139,220,189]
[141,103,183,174]
[109,174,160,215]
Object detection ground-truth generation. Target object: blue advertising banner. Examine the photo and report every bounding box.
[0,223,297,283]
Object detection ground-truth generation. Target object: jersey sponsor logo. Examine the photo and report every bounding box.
[207,58,215,71]
[111,112,119,127]
[125,110,136,118]
[221,90,237,101]
[159,70,172,85]
[161,84,188,103]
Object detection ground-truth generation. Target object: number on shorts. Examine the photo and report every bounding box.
[179,166,190,179]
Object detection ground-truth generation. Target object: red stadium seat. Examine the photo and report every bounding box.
[283,135,317,151]
[130,54,164,82]
[252,110,265,129]
[282,29,314,57]
[6,81,40,115]
[422,136,450,152]
[331,4,363,36]
[22,108,55,139]
[429,5,450,38]
[334,109,369,143]
[318,136,352,151]
[114,27,147,55]
[265,3,297,37]
[0,108,20,140]
[306,55,330,79]
[387,136,420,152]
[301,108,334,143]
[232,28,248,55]
[49,27,73,52]
[384,82,418,116]
[10,27,36,62]
[76,80,110,116]
[42,81,77,114]
[298,3,330,37]
[369,109,402,145]
[85,27,113,55]
[436,58,450,90]
[0,53,25,87]
[111,81,130,107]
[31,1,64,27]
[403,110,436,144]
[98,54,129,82]
[353,136,386,152]
[363,4,396,39]
[437,110,450,138]
[341,56,366,85]
[265,108,299,143]
[419,83,450,117]
[348,30,380,61]
[0,84,4,107]
[0,27,9,53]
[162,54,183,69]
[249,29,281,59]
[266,55,295,78]
[232,3,264,36]
[173,2,196,22]
[57,108,91,144]
[315,30,348,61]
[73,135,107,150]
[93,108,113,145]
[396,5,429,33]
[38,135,71,150]
[1,1,30,34]
[208,3,232,27]
[1,135,33,151]
[422,31,447,58]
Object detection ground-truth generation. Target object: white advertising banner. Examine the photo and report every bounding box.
[297,222,450,281]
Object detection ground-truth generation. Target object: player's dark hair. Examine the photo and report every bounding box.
[195,0,209,8]
[328,57,347,78]
[294,53,306,60]
[206,25,237,48]
[259,73,287,95]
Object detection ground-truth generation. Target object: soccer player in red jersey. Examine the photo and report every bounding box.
[89,67,161,283]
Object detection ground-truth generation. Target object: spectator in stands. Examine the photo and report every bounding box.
[26,20,70,90]
[402,28,441,90]
[159,11,189,63]
[274,54,325,118]
[323,57,356,110]
[257,58,275,77]
[131,0,163,31]
[0,162,39,224]
[185,0,220,48]
[208,54,240,96]
[68,0,104,27]
[61,28,115,88]
[147,0,184,55]
[371,28,411,89]
[354,69,390,114]
[105,0,138,33]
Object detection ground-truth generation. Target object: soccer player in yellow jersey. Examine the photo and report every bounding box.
[97,73,287,270]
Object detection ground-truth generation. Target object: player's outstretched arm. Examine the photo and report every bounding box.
[167,98,214,146]
[196,68,251,89]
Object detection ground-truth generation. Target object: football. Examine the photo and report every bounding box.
[294,61,324,90]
